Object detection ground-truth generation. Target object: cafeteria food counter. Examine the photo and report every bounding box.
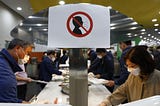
[33,80,111,106]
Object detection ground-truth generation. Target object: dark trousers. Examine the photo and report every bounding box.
[17,84,27,100]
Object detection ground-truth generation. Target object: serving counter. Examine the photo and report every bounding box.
[34,80,111,106]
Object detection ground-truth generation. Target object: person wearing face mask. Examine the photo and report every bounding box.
[39,50,64,89]
[99,46,160,106]
[0,38,33,103]
[105,40,132,91]
[88,48,114,92]
[15,44,34,100]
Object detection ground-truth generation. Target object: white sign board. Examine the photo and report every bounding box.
[48,4,110,48]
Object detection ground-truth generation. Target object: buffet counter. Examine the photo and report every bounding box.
[34,80,111,106]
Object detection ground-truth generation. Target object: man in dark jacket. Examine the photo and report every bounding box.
[106,40,131,88]
[0,38,32,103]
[90,48,114,92]
[39,50,64,88]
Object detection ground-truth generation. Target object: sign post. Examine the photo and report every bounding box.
[48,4,110,106]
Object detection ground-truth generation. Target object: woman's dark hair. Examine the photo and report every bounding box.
[124,46,155,75]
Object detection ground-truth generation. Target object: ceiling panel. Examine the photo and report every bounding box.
[1,0,160,45]
[1,0,34,18]
[29,0,160,28]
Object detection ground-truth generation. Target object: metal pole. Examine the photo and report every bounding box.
[69,48,88,106]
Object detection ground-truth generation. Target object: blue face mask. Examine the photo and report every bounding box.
[128,67,140,76]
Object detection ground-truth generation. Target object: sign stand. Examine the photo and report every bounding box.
[48,4,110,106]
[69,48,88,106]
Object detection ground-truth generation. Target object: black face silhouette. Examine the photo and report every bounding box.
[72,16,83,34]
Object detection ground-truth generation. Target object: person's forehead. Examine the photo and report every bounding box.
[126,59,136,66]
[24,46,33,52]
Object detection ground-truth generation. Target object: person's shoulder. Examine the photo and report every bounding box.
[154,69,160,75]
[0,55,7,64]
[126,73,138,82]
[0,56,10,72]
[43,56,51,61]
[152,69,160,80]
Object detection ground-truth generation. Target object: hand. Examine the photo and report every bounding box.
[106,80,115,87]
[99,100,110,106]
[26,78,33,83]
[95,74,101,78]
[62,71,67,76]
[88,72,95,78]
[99,102,107,106]
[22,101,31,104]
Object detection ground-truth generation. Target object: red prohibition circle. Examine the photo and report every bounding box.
[66,11,93,38]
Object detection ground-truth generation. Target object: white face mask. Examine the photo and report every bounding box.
[18,55,30,65]
[128,67,140,76]
[97,55,102,59]
[52,57,56,62]
[23,55,30,64]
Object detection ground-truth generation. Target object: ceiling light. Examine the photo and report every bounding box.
[28,16,34,18]
[59,0,65,5]
[151,36,154,38]
[110,23,116,26]
[19,23,23,26]
[129,17,133,20]
[154,24,159,27]
[43,29,48,31]
[140,36,142,38]
[148,34,151,36]
[141,29,146,32]
[37,24,42,26]
[127,33,131,35]
[29,27,32,31]
[158,32,160,34]
[115,11,119,13]
[130,27,137,30]
[134,34,138,36]
[17,7,22,11]
[152,19,157,22]
[111,27,116,30]
[108,6,112,9]
[155,29,158,31]
[141,32,145,34]
[131,22,138,25]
